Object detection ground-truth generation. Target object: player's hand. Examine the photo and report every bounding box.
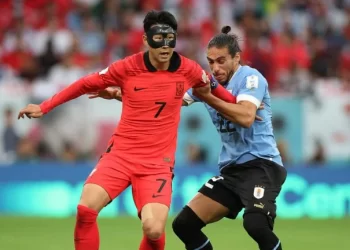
[193,84,211,98]
[192,78,211,99]
[18,104,43,119]
[88,88,121,100]
[255,103,264,121]
[255,115,263,121]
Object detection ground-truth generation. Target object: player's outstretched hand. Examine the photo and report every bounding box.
[88,87,121,100]
[18,104,43,120]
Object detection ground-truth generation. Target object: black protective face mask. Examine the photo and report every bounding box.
[146,24,177,49]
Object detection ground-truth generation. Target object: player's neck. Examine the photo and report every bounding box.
[225,64,241,86]
[148,54,170,71]
[233,64,240,74]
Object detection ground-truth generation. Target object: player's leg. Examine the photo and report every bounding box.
[132,170,174,250]
[241,161,287,250]
[74,154,131,250]
[172,175,243,250]
[139,203,168,250]
[74,183,109,250]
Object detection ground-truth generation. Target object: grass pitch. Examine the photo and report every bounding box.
[0,216,348,249]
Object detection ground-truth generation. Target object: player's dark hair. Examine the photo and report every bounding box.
[143,10,178,32]
[207,26,242,57]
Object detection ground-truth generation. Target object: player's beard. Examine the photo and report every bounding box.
[221,70,234,86]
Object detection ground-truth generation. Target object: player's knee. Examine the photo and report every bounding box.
[243,212,271,237]
[172,206,205,237]
[142,218,164,240]
[172,211,186,236]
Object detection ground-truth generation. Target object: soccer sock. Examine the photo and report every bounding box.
[74,205,99,250]
[139,233,165,250]
[172,206,213,250]
[243,213,282,250]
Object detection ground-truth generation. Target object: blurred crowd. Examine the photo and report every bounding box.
[0,0,349,165]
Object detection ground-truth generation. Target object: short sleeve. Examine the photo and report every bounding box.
[98,60,126,87]
[237,75,267,108]
[183,89,202,106]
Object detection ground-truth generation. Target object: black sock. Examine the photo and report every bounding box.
[244,213,282,250]
[172,206,213,250]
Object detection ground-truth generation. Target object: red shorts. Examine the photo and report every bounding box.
[85,147,174,215]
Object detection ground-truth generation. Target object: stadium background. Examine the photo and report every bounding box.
[0,0,349,249]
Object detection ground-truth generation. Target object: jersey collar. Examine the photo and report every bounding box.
[143,51,181,72]
[222,65,241,88]
[230,65,242,82]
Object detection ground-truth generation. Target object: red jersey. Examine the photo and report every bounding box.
[40,52,208,168]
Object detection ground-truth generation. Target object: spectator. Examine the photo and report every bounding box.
[186,143,208,165]
[0,0,349,166]
[2,107,19,158]
[309,139,326,165]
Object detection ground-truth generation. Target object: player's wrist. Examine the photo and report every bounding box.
[209,75,219,90]
[39,103,48,114]
[112,89,119,99]
[202,93,217,104]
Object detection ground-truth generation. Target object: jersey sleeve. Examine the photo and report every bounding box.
[98,60,126,87]
[186,61,208,88]
[183,89,202,106]
[40,60,126,114]
[237,75,267,108]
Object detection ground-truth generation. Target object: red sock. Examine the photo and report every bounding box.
[139,233,165,250]
[74,205,99,250]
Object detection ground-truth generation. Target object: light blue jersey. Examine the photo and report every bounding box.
[183,65,283,170]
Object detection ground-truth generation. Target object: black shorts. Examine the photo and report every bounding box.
[198,159,287,225]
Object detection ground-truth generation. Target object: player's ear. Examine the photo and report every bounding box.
[143,34,149,47]
[234,52,240,63]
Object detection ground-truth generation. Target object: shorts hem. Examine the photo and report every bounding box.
[84,180,114,201]
[138,201,172,219]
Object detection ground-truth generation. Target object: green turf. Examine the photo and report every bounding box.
[0,216,349,250]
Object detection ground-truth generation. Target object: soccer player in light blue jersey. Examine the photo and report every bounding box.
[172,26,287,250]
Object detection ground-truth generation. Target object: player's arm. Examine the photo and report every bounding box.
[18,62,124,119]
[94,89,190,106]
[197,75,266,128]
[204,75,237,103]
[187,61,236,104]
[104,88,190,106]
[88,87,122,102]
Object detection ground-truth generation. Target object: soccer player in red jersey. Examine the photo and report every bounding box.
[17,10,235,250]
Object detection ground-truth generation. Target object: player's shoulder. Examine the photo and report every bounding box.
[177,53,206,82]
[239,65,268,87]
[110,52,147,76]
[240,65,263,78]
[179,54,201,71]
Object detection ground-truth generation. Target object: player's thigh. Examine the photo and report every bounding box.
[193,175,244,224]
[133,171,173,237]
[242,162,287,228]
[79,184,110,212]
[81,156,131,211]
[132,171,173,218]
